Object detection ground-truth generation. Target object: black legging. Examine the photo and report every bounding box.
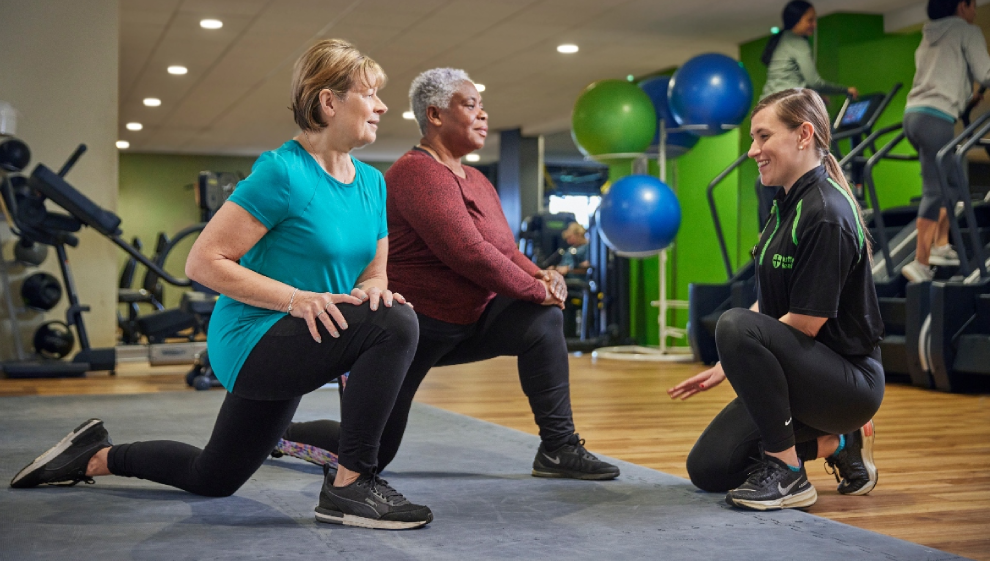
[376,295,575,469]
[686,308,884,492]
[287,296,577,470]
[106,301,418,497]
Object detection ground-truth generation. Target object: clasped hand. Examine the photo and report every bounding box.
[536,269,567,309]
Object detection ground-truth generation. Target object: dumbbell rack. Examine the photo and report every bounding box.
[0,245,27,361]
[0,240,88,377]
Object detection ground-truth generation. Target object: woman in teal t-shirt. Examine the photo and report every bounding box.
[11,40,432,531]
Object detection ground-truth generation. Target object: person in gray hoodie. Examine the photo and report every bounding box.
[902,0,990,283]
[756,1,859,227]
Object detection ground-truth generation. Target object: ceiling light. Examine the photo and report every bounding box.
[126,122,143,131]
[465,154,480,162]
[200,19,223,29]
[116,140,130,149]
[402,111,415,120]
[143,98,161,107]
[557,44,579,54]
[168,65,188,75]
[475,83,486,92]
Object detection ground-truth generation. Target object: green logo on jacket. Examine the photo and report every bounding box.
[772,254,794,269]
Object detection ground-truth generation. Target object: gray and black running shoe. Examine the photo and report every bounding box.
[726,455,817,511]
[825,420,878,496]
[10,419,112,488]
[532,435,620,480]
[315,472,432,530]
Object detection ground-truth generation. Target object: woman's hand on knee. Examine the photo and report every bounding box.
[667,363,726,401]
[291,291,362,343]
[350,287,412,312]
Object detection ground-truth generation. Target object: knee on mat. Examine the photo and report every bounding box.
[685,450,732,493]
[190,479,243,498]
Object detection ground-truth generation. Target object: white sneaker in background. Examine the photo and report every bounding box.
[929,244,960,267]
[902,260,934,283]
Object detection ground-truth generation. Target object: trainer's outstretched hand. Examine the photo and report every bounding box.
[667,363,726,401]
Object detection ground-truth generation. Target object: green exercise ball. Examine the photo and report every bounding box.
[571,80,657,163]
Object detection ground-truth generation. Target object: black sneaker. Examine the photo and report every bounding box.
[825,420,877,496]
[532,435,620,480]
[10,419,112,488]
[725,455,817,511]
[315,472,433,530]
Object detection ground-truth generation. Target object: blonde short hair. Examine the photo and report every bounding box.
[290,39,386,132]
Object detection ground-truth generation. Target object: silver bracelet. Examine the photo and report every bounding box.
[286,288,299,314]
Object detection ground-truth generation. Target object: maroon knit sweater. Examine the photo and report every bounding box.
[385,149,546,324]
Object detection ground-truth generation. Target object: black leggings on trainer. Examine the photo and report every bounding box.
[686,308,884,492]
[284,296,577,471]
[106,302,418,497]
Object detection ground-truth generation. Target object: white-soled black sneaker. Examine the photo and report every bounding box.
[315,472,433,530]
[532,435,620,480]
[726,455,817,511]
[10,419,112,488]
[825,420,878,495]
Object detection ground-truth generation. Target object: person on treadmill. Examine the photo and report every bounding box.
[901,0,990,282]
[756,0,860,228]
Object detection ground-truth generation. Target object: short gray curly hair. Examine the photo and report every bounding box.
[409,68,473,135]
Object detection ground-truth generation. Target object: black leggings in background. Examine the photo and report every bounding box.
[106,302,418,497]
[687,308,884,492]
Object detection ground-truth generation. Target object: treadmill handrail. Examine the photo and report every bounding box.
[837,122,905,169]
[952,116,990,279]
[935,109,990,277]
[862,126,912,277]
[707,153,749,279]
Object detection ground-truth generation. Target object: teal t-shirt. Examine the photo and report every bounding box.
[207,140,388,390]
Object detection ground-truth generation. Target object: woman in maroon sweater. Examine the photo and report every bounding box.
[279,68,619,481]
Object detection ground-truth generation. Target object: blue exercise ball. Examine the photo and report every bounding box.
[598,174,681,255]
[668,53,753,137]
[638,76,699,159]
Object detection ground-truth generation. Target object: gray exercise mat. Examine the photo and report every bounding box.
[0,390,963,561]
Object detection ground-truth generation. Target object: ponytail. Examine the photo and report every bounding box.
[823,152,873,259]
[761,33,784,66]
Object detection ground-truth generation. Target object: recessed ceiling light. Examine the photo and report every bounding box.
[474,83,486,92]
[116,140,130,149]
[465,154,480,162]
[126,122,143,131]
[143,98,161,107]
[168,65,188,75]
[200,19,223,29]
[557,44,579,54]
[402,111,415,120]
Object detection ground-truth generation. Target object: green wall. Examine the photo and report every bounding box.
[117,153,257,309]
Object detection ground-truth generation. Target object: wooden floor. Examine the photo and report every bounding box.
[3,355,989,559]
